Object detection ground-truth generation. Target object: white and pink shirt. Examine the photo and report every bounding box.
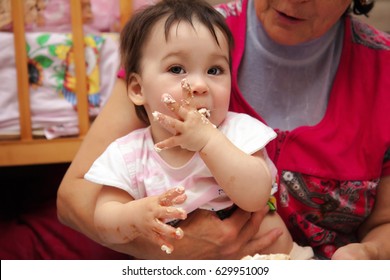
[85,112,277,214]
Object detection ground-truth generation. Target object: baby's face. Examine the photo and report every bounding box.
[138,17,231,129]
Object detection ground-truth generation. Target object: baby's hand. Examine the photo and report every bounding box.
[153,80,217,152]
[132,186,187,254]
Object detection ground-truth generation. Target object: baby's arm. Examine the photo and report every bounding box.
[154,96,272,212]
[94,186,187,254]
[200,135,272,212]
[155,118,271,211]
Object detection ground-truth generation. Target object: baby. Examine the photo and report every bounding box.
[84,0,313,259]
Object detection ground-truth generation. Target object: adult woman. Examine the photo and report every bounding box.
[57,0,390,259]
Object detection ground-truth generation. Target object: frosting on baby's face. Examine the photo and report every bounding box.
[197,108,211,119]
[181,78,212,119]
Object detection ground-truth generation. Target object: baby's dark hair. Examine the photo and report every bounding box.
[120,0,234,124]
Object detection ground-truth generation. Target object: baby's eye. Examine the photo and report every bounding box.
[207,67,222,75]
[169,66,185,74]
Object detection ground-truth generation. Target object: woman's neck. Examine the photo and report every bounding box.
[255,15,341,62]
[237,0,344,131]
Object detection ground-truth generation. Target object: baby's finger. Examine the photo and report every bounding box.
[152,220,185,254]
[159,205,187,222]
[152,111,182,135]
[181,78,194,104]
[158,186,187,206]
[161,93,192,121]
[154,136,180,152]
[160,243,174,255]
[161,93,181,116]
[151,229,175,254]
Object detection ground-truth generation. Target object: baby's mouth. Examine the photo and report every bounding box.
[197,108,211,119]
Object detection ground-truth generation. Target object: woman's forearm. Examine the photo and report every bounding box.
[361,224,390,259]
[57,164,104,242]
[57,79,145,243]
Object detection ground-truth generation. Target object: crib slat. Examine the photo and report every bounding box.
[10,0,32,141]
[120,0,134,29]
[0,138,82,166]
[70,0,90,136]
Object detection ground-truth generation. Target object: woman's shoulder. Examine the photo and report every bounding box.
[349,15,390,51]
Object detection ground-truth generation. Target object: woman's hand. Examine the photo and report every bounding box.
[107,205,283,259]
[332,243,374,260]
[166,206,284,259]
[332,176,390,260]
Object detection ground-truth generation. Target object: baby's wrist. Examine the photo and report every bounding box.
[199,129,223,154]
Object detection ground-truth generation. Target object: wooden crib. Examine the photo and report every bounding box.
[0,0,133,166]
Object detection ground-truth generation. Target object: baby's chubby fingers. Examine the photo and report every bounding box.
[152,111,182,136]
[153,218,185,239]
[161,92,195,119]
[157,204,187,224]
[154,137,178,152]
[159,79,196,119]
[181,78,194,103]
[161,93,182,116]
[158,186,187,206]
[152,218,185,255]
[156,187,188,224]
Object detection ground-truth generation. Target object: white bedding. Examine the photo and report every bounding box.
[0,31,120,139]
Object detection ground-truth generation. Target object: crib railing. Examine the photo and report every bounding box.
[11,0,33,141]
[0,0,132,166]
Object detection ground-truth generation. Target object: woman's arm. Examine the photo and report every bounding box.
[57,78,145,242]
[332,175,390,259]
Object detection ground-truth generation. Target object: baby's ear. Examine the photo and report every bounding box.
[127,73,145,105]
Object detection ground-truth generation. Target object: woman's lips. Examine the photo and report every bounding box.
[275,9,305,24]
